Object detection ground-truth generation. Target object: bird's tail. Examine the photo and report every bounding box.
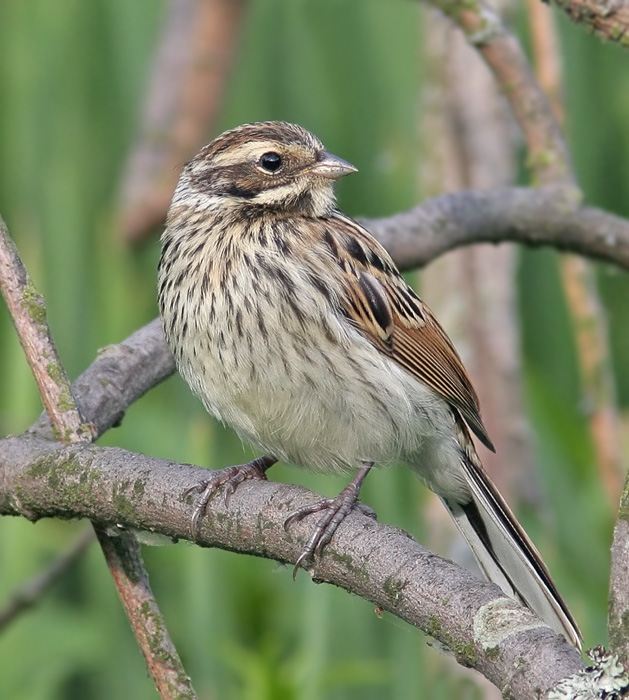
[442,455,582,649]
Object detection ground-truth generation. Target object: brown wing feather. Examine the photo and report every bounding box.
[327,213,495,452]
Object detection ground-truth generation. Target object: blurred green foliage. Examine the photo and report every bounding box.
[0,0,626,698]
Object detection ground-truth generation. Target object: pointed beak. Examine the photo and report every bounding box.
[311,150,358,180]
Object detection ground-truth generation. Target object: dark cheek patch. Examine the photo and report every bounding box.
[223,182,260,199]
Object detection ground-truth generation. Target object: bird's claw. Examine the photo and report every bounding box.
[185,457,272,538]
[285,495,377,579]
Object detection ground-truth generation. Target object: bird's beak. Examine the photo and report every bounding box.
[311,150,358,179]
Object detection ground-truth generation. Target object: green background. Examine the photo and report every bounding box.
[0,1,627,697]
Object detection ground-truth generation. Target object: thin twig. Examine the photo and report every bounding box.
[0,528,95,630]
[428,0,573,185]
[119,0,246,243]
[0,216,196,700]
[527,0,564,120]
[0,217,89,443]
[527,5,624,506]
[94,529,196,698]
[609,473,629,668]
[551,0,629,49]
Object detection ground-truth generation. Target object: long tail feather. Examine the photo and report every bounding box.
[443,457,582,649]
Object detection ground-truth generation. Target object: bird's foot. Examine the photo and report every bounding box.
[185,455,276,537]
[284,463,375,578]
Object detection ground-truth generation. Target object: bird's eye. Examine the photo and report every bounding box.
[259,152,283,173]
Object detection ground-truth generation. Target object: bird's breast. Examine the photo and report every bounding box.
[159,222,458,473]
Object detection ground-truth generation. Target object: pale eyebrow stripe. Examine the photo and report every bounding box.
[212,141,281,167]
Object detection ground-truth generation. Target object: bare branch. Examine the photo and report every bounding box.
[0,216,89,442]
[0,217,194,700]
[550,0,629,49]
[118,0,247,243]
[32,318,175,441]
[0,528,95,630]
[363,186,629,271]
[94,528,196,699]
[527,0,565,121]
[0,434,586,698]
[426,0,573,185]
[526,0,625,506]
[609,472,629,667]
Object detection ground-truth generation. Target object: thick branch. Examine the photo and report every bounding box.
[0,434,585,698]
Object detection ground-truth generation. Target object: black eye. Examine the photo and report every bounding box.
[259,152,283,173]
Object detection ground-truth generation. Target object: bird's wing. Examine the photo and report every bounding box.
[320,215,585,647]
[326,212,494,452]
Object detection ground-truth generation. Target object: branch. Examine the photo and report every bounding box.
[0,434,586,698]
[118,0,246,243]
[527,0,564,121]
[31,318,175,441]
[550,0,629,49]
[426,0,574,185]
[94,528,196,698]
[0,216,89,442]
[0,528,95,630]
[0,217,195,700]
[363,186,629,272]
[609,471,629,668]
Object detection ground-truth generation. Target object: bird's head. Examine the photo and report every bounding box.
[173,121,357,218]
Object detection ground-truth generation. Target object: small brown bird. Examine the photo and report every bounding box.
[158,121,581,648]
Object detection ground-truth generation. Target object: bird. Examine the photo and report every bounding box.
[157,120,581,648]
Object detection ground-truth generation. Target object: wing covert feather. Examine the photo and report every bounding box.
[327,212,495,452]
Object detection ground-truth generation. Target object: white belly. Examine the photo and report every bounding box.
[161,240,467,500]
[177,295,461,480]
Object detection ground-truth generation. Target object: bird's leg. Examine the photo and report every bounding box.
[186,454,277,536]
[285,461,376,578]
